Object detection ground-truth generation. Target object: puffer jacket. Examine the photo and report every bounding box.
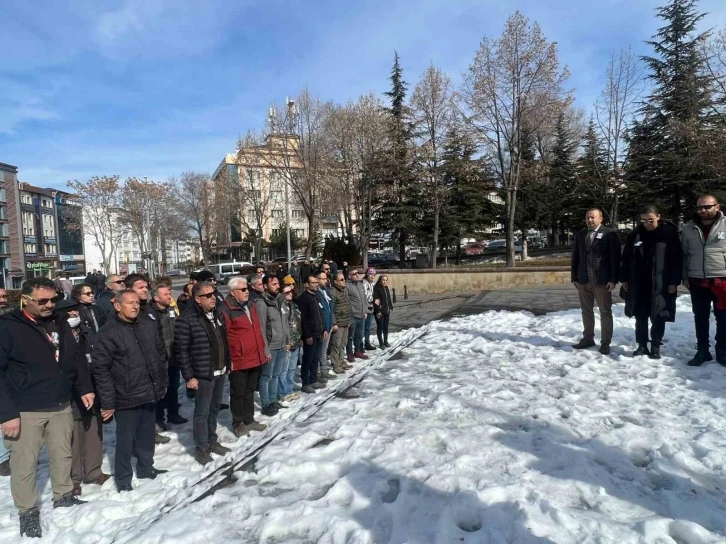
[286,300,303,346]
[682,212,726,279]
[346,279,367,319]
[255,292,290,356]
[316,288,333,332]
[175,303,230,381]
[330,283,352,327]
[92,312,168,410]
[363,280,375,313]
[218,296,266,371]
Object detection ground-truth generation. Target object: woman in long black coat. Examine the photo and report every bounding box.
[620,205,682,359]
[373,275,393,348]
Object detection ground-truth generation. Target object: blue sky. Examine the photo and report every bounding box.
[2,0,725,189]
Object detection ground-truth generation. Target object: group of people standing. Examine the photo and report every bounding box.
[0,260,393,538]
[571,194,726,364]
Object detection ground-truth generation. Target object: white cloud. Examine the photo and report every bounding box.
[95,3,145,41]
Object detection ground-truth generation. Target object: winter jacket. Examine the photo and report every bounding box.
[94,273,106,294]
[373,283,393,315]
[218,296,266,371]
[68,323,97,420]
[174,303,230,382]
[0,309,93,423]
[316,287,334,332]
[571,226,621,285]
[286,300,303,346]
[78,302,105,347]
[620,222,682,322]
[150,303,177,366]
[682,212,726,279]
[176,295,191,314]
[95,289,116,317]
[255,292,290,356]
[346,279,367,319]
[92,312,168,411]
[363,280,375,313]
[330,283,352,327]
[297,290,324,340]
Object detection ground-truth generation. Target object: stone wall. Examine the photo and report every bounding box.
[377,267,571,295]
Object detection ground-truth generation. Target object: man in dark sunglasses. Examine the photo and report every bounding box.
[96,274,125,318]
[681,194,726,366]
[0,277,92,536]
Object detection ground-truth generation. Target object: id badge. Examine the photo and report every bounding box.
[596,232,604,240]
[718,232,725,240]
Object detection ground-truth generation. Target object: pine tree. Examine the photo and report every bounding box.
[547,111,578,242]
[576,119,609,226]
[373,52,421,263]
[626,0,716,219]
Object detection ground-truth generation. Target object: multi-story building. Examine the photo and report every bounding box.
[56,190,85,276]
[0,164,13,287]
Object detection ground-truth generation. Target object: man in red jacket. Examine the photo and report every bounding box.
[218,277,268,437]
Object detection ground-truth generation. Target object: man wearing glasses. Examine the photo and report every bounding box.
[174,282,232,465]
[219,277,268,436]
[96,274,125,317]
[346,269,369,361]
[296,275,327,393]
[681,195,726,366]
[0,278,93,537]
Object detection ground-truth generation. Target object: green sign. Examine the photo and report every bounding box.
[27,262,51,270]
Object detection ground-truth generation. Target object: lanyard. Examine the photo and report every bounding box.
[23,310,60,362]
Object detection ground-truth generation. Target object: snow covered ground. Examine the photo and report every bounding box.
[3,297,726,543]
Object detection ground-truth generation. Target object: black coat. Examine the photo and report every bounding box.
[92,312,168,410]
[150,304,177,366]
[95,289,116,318]
[297,290,324,340]
[78,302,106,346]
[0,309,93,423]
[571,226,621,285]
[620,222,682,321]
[373,283,393,315]
[174,303,230,382]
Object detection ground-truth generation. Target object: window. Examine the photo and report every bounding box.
[41,198,53,209]
[0,224,8,237]
[0,241,8,254]
[22,212,35,236]
[24,243,37,254]
[20,193,32,205]
[245,170,261,186]
[44,244,57,255]
[292,229,304,238]
[248,189,261,201]
[42,214,55,237]
[292,209,304,219]
[271,209,283,219]
[270,190,282,202]
[0,188,6,202]
[0,206,6,220]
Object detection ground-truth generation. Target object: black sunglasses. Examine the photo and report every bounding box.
[231,287,249,292]
[80,290,94,296]
[24,294,62,306]
[197,292,216,299]
[111,280,125,285]
[696,204,717,211]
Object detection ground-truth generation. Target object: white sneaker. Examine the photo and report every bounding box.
[284,393,301,402]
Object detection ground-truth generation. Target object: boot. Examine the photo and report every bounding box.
[71,482,82,496]
[354,351,369,360]
[194,447,214,466]
[246,421,268,432]
[260,404,278,417]
[377,336,385,349]
[384,334,390,348]
[688,347,713,366]
[301,385,316,394]
[632,344,650,357]
[649,343,661,360]
[155,432,171,445]
[598,345,611,355]
[0,459,10,476]
[346,354,355,363]
[209,442,232,455]
[53,492,87,508]
[167,414,188,425]
[572,339,596,350]
[365,343,377,351]
[233,423,250,437]
[83,473,111,486]
[333,366,346,374]
[19,508,41,538]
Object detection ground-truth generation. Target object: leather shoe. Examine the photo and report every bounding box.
[155,433,171,445]
[246,421,267,431]
[301,385,316,394]
[233,423,250,437]
[311,382,326,389]
[632,344,650,357]
[71,483,82,496]
[137,468,168,480]
[688,348,713,366]
[346,355,355,363]
[572,339,596,350]
[209,442,231,455]
[354,351,369,360]
[83,473,111,486]
[167,414,188,425]
[599,345,611,355]
[117,484,133,493]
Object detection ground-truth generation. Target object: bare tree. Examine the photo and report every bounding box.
[411,64,454,268]
[172,172,216,267]
[67,175,124,273]
[594,47,645,226]
[462,11,570,267]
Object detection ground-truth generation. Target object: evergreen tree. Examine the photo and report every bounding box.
[373,52,421,263]
[576,119,609,227]
[626,0,716,219]
[547,111,578,242]
[438,129,498,263]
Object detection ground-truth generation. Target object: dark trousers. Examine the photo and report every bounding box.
[364,313,374,345]
[156,366,181,422]
[193,375,225,451]
[376,313,390,346]
[301,338,320,386]
[690,279,726,351]
[114,403,156,487]
[635,315,666,346]
[229,368,260,425]
[346,317,364,355]
[71,407,104,484]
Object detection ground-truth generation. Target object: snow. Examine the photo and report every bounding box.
[3,297,726,543]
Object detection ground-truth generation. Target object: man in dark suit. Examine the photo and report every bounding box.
[571,208,621,355]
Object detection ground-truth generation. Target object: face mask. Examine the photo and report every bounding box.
[67,316,81,328]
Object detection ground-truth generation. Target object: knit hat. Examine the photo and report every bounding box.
[283,275,296,285]
[366,268,376,276]
[55,299,80,312]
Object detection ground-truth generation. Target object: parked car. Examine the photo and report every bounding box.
[167,269,182,277]
[485,240,522,254]
[464,243,486,256]
[368,252,399,268]
[207,261,254,284]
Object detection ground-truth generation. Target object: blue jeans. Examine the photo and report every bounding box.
[259,349,287,406]
[282,347,301,396]
[347,317,364,355]
[364,313,374,345]
[0,438,8,463]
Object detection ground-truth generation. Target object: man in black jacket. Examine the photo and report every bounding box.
[571,208,621,355]
[152,285,187,429]
[95,274,125,317]
[0,278,92,537]
[175,282,232,465]
[93,290,169,492]
[297,275,327,394]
